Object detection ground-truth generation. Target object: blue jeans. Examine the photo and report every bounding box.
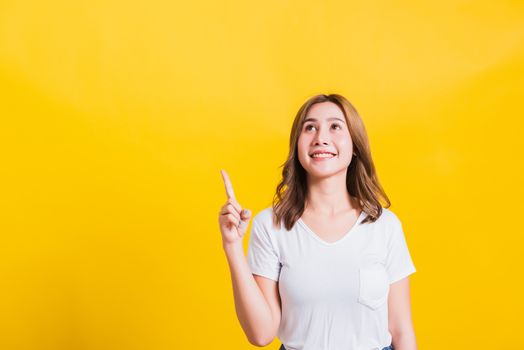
[279,343,394,350]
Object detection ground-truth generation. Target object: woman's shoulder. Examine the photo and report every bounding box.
[374,207,403,228]
[251,205,285,233]
[252,205,273,222]
[251,205,276,229]
[373,207,409,246]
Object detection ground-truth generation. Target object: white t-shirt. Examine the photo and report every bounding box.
[246,206,416,350]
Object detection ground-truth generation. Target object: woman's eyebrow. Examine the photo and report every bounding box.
[303,117,346,123]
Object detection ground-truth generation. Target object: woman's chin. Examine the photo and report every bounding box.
[306,167,346,179]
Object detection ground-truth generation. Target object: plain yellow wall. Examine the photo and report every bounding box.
[1,1,523,349]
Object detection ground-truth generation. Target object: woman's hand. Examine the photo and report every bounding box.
[219,169,252,247]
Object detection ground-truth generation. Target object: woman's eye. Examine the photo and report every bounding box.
[304,124,342,131]
[305,124,315,131]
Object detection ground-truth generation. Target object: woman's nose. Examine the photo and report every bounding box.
[313,126,330,144]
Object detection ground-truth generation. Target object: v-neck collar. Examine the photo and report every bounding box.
[297,210,366,246]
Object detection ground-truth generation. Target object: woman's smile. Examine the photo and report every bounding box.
[310,153,337,161]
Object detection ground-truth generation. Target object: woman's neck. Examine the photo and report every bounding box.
[305,175,360,217]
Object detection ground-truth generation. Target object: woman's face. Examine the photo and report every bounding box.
[297,101,354,179]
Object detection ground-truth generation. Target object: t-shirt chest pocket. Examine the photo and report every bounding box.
[357,263,390,310]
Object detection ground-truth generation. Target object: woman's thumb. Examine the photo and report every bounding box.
[237,209,252,235]
[241,209,251,220]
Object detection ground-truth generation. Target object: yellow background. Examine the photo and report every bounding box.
[1,1,523,349]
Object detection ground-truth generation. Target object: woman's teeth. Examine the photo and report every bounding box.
[311,153,335,158]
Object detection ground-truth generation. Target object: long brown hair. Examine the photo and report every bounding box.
[272,93,391,230]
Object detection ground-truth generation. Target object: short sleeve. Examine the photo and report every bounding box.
[385,218,417,284]
[246,215,281,282]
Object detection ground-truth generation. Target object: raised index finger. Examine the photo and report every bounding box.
[220,169,236,200]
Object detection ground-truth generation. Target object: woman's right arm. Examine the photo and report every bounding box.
[223,242,281,346]
[219,170,281,346]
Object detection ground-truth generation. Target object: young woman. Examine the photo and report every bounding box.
[219,94,418,350]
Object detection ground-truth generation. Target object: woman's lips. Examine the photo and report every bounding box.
[310,154,336,161]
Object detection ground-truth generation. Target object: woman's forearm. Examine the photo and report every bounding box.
[223,242,274,345]
[392,329,418,350]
